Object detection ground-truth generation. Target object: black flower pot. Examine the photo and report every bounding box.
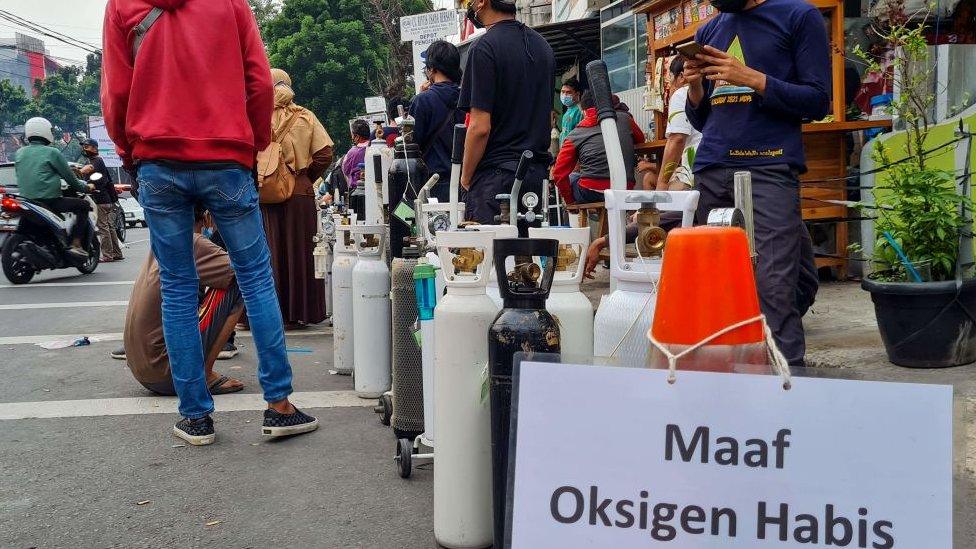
[862,276,976,368]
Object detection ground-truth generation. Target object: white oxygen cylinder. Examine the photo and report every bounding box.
[529,226,594,358]
[593,190,699,361]
[469,224,518,309]
[433,230,498,549]
[352,224,391,397]
[364,139,392,224]
[332,221,358,375]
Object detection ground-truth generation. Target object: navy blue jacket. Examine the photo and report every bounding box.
[410,82,464,184]
[686,0,831,173]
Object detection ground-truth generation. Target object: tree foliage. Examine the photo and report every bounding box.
[262,0,430,150]
[248,0,281,38]
[29,63,100,133]
[0,79,31,132]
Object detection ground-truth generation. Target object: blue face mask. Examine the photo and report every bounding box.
[202,227,214,240]
[560,94,575,107]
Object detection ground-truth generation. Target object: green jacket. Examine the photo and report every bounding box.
[559,104,583,144]
[15,142,87,200]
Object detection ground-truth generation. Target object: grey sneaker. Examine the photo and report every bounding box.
[110,347,126,360]
[173,416,215,446]
[262,407,318,438]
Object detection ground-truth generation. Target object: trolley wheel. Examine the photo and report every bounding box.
[395,438,413,479]
[376,394,392,426]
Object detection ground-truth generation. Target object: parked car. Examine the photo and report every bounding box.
[115,184,146,228]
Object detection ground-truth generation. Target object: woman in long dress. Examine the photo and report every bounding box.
[261,68,334,328]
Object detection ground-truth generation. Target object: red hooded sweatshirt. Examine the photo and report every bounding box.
[101,0,273,169]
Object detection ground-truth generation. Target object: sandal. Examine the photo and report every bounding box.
[208,375,245,395]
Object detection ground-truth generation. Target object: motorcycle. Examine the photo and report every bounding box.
[0,170,102,284]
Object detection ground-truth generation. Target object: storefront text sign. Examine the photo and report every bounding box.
[399,10,459,42]
[508,363,952,548]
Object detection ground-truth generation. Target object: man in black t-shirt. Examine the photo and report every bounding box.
[458,0,555,230]
[80,139,123,262]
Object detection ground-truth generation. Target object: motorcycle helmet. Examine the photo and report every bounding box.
[24,117,55,145]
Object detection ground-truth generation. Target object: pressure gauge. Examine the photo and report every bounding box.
[522,192,539,210]
[429,213,450,235]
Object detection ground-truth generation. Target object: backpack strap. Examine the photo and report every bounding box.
[132,7,165,61]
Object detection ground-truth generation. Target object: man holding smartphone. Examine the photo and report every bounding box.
[682,0,831,367]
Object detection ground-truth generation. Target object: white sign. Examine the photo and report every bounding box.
[412,34,440,94]
[509,363,952,549]
[399,10,459,42]
[87,116,122,168]
[365,96,387,114]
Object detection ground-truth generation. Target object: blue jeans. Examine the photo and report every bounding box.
[137,162,293,419]
[569,173,605,204]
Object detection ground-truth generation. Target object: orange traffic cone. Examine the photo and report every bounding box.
[648,226,769,376]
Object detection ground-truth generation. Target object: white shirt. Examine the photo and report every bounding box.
[665,86,702,172]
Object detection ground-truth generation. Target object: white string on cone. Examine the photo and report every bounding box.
[648,314,793,390]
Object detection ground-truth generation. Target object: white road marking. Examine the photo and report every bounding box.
[0,390,371,421]
[0,280,135,289]
[123,238,150,245]
[0,328,332,346]
[0,300,129,310]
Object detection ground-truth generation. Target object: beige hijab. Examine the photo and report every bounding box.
[270,68,333,173]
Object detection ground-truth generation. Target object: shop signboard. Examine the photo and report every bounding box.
[508,362,952,549]
[365,96,387,115]
[399,10,459,42]
[88,116,123,168]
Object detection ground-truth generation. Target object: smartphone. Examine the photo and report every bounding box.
[675,41,705,59]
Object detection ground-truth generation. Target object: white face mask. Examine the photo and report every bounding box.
[560,94,575,107]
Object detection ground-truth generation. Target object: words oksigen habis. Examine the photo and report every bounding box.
[548,425,896,548]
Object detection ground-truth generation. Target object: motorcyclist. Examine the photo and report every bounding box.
[14,117,93,260]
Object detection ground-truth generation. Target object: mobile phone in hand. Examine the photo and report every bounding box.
[675,41,705,59]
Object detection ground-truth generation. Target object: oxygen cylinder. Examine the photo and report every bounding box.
[390,246,424,440]
[433,230,498,549]
[364,138,392,225]
[352,224,391,398]
[528,227,593,358]
[414,257,438,444]
[313,210,336,321]
[487,238,561,547]
[349,163,366,222]
[593,189,699,362]
[332,220,358,375]
[388,139,430,259]
[469,224,518,309]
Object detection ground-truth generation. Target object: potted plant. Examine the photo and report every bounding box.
[856,2,975,368]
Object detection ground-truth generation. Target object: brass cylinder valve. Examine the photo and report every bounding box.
[451,247,485,274]
[555,244,578,272]
[635,205,667,258]
[362,233,380,249]
[507,256,541,287]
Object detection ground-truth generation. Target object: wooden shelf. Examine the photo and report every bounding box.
[635,139,668,153]
[802,119,893,133]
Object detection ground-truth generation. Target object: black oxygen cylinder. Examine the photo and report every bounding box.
[349,161,366,221]
[487,238,561,547]
[388,140,430,259]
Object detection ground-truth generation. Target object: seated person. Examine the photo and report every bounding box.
[14,117,92,259]
[552,91,645,205]
[116,207,245,396]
